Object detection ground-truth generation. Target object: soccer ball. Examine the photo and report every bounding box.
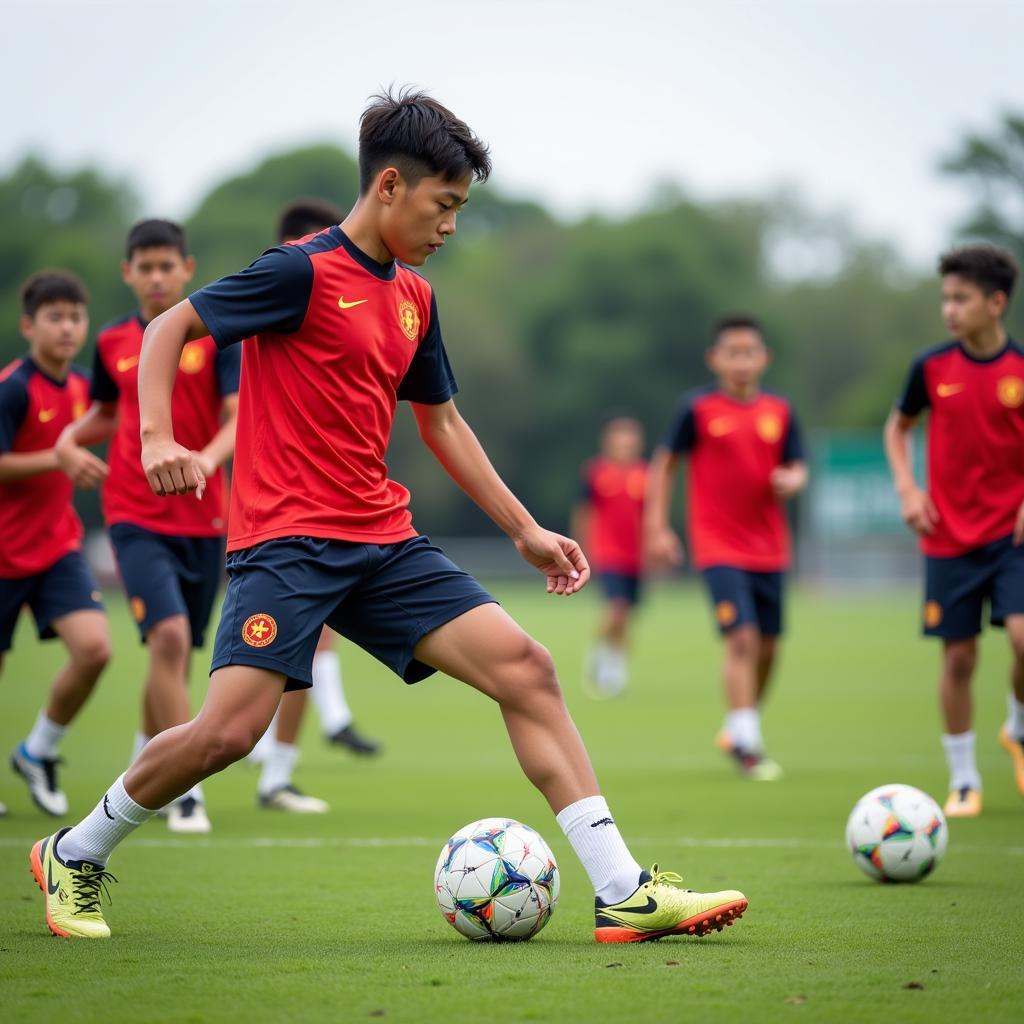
[434,817,559,941]
[845,784,948,883]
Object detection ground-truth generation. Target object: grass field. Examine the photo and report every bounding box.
[0,581,1020,1023]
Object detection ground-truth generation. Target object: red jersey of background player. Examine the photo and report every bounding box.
[579,457,647,575]
[0,358,90,577]
[91,314,239,537]
[896,338,1024,557]
[663,386,804,571]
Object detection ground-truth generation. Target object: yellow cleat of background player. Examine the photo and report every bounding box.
[943,787,982,818]
[999,725,1024,796]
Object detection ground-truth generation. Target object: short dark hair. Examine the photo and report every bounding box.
[277,198,343,243]
[938,245,1018,299]
[358,86,491,194]
[712,315,764,343]
[125,218,188,260]
[21,270,89,317]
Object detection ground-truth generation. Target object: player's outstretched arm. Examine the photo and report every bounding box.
[883,409,937,535]
[138,298,210,498]
[54,402,116,489]
[644,446,684,567]
[411,399,589,595]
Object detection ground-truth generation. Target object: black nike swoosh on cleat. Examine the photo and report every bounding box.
[47,861,60,896]
[615,896,658,915]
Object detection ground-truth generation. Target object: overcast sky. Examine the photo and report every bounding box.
[2,0,1020,267]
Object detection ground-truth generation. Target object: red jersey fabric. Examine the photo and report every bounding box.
[0,358,90,577]
[580,457,647,574]
[663,386,804,572]
[189,227,457,553]
[91,314,239,537]
[897,339,1024,557]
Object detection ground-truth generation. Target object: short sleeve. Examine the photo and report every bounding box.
[0,372,29,453]
[189,246,314,349]
[214,344,241,397]
[89,344,119,402]
[782,408,805,462]
[896,357,929,417]
[662,398,697,453]
[396,294,458,404]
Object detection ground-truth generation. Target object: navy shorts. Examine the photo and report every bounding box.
[109,523,224,648]
[701,566,784,637]
[924,535,1024,640]
[0,551,104,653]
[211,534,497,691]
[598,571,642,606]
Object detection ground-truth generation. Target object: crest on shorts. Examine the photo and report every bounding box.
[716,600,738,627]
[924,601,943,629]
[131,597,146,623]
[398,300,420,341]
[997,376,1024,408]
[242,613,278,648]
[179,342,207,375]
[756,413,783,443]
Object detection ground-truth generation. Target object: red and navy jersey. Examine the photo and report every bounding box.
[189,227,456,553]
[663,386,803,572]
[579,457,647,575]
[896,338,1024,557]
[91,314,240,537]
[0,358,90,577]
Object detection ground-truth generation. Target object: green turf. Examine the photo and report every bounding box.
[0,582,1020,1023]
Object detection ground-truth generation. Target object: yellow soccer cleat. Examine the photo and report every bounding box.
[594,865,747,943]
[999,725,1024,797]
[943,786,982,818]
[29,827,116,938]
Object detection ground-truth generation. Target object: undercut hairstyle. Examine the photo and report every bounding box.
[126,218,188,260]
[358,86,492,194]
[20,270,89,317]
[938,246,1018,299]
[277,198,344,243]
[712,315,764,343]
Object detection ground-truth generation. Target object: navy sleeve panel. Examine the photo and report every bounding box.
[782,407,805,462]
[897,356,929,417]
[214,344,242,397]
[0,368,30,453]
[89,345,119,402]
[189,246,314,350]
[662,397,697,453]
[397,294,458,404]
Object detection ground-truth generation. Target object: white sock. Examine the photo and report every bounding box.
[556,795,642,904]
[942,731,981,791]
[726,708,762,753]
[130,732,151,764]
[311,650,352,734]
[258,742,298,796]
[1007,695,1024,741]
[24,712,66,760]
[58,774,155,866]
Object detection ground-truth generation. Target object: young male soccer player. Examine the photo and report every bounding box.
[55,220,240,833]
[646,317,807,780]
[573,417,647,698]
[1,271,111,817]
[31,89,748,942]
[885,246,1024,818]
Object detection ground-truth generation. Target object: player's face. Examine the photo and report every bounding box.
[20,301,88,364]
[121,247,195,315]
[941,274,1006,338]
[708,329,769,390]
[602,421,644,462]
[380,172,471,266]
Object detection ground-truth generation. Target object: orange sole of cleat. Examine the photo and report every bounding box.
[29,840,72,938]
[999,726,1024,797]
[594,898,748,943]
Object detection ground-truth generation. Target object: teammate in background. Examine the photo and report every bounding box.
[885,246,1024,818]
[32,89,747,943]
[55,221,240,834]
[1,272,111,818]
[572,417,647,698]
[646,317,807,780]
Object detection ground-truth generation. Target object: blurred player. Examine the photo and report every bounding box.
[885,246,1024,818]
[1,271,110,817]
[33,89,747,943]
[647,316,807,780]
[55,220,240,833]
[572,417,647,698]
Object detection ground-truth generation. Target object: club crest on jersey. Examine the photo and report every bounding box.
[72,399,87,420]
[756,413,783,443]
[398,300,420,341]
[997,376,1024,408]
[242,613,277,648]
[179,343,207,374]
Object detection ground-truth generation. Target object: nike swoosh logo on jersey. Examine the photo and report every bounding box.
[708,416,734,437]
[338,297,368,310]
[936,382,964,398]
[116,356,140,373]
[38,408,57,423]
[615,896,658,915]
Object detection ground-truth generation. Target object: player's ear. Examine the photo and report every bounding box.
[120,259,132,286]
[18,313,33,343]
[377,167,401,205]
[704,347,718,373]
[183,255,196,284]
[990,290,1009,318]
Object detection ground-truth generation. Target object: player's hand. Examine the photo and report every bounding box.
[1014,500,1024,546]
[142,437,206,499]
[646,526,684,568]
[771,464,807,499]
[513,526,590,595]
[55,436,108,490]
[899,486,938,536]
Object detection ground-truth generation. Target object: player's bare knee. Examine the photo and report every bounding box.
[517,640,562,704]
[71,634,111,674]
[943,641,976,682]
[147,618,190,665]
[197,725,255,774]
[726,625,759,661]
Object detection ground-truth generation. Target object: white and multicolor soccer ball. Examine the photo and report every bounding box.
[434,817,559,941]
[845,784,948,883]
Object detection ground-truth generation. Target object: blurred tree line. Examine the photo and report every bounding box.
[2,114,1022,534]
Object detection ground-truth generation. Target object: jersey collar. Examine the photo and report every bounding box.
[954,337,1019,364]
[331,227,397,281]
